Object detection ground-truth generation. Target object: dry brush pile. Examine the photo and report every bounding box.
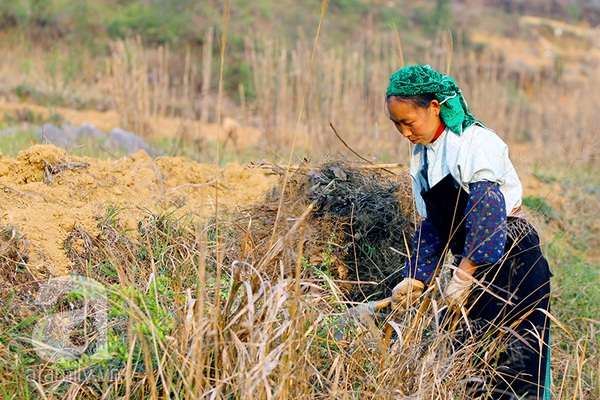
[224,160,417,303]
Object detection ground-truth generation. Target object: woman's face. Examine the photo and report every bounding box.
[387,97,441,145]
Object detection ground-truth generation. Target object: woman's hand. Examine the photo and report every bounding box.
[443,258,476,308]
[391,278,425,309]
[443,273,473,308]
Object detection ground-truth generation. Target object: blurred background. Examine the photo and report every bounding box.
[0,0,598,166]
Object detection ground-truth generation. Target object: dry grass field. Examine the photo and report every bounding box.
[0,1,599,399]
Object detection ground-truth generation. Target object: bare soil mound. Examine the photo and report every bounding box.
[0,144,277,277]
[0,145,419,305]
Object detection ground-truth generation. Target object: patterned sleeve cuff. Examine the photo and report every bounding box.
[464,181,508,265]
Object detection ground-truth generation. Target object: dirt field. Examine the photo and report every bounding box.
[0,144,277,276]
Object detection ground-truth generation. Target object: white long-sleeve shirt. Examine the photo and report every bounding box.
[410,124,522,218]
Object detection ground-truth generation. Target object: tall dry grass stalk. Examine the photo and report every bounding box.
[106,36,151,136]
[105,31,213,141]
[244,30,598,166]
[99,21,598,166]
[200,26,214,129]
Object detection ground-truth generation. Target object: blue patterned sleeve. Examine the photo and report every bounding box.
[464,181,508,264]
[405,218,442,284]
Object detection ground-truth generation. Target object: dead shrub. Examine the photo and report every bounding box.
[225,160,417,302]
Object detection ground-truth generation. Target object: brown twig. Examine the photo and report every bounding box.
[247,161,403,173]
[329,123,398,175]
[329,123,372,164]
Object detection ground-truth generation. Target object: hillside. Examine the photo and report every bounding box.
[2,1,600,120]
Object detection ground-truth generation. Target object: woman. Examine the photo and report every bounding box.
[386,65,552,399]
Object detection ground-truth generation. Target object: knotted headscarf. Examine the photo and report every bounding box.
[386,65,481,134]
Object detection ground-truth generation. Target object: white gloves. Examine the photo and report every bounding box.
[391,278,425,309]
[443,272,473,308]
[391,270,474,311]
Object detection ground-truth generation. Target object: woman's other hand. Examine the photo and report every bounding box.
[443,272,473,308]
[391,278,425,310]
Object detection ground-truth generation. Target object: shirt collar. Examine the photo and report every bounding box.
[431,122,446,143]
[424,124,447,151]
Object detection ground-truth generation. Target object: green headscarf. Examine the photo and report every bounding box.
[386,65,481,134]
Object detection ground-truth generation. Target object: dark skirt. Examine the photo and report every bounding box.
[460,217,552,399]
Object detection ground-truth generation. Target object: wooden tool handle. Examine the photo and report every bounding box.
[374,297,392,310]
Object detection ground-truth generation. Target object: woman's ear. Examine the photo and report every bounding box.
[430,99,441,116]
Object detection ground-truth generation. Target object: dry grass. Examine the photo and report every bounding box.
[1,17,597,166]
[105,36,201,139]
[0,161,597,399]
[0,191,506,399]
[0,2,599,399]
[75,27,600,166]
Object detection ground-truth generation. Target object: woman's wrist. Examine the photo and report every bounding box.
[456,257,477,281]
